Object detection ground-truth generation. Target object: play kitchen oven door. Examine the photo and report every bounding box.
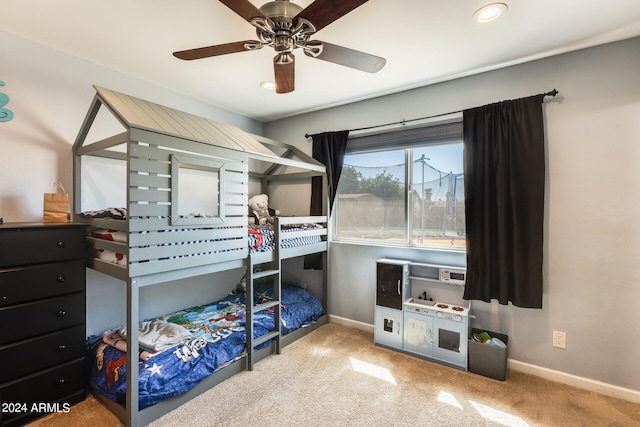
[403,306,468,370]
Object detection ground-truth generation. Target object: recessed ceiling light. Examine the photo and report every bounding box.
[260,81,276,90]
[473,3,507,23]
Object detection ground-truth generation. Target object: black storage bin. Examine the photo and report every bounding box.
[468,328,509,381]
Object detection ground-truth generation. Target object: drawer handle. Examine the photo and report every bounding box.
[56,241,65,248]
[57,344,67,352]
[57,310,67,317]
[58,378,66,385]
[56,275,65,283]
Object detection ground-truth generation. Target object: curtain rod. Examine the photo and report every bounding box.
[305,89,559,139]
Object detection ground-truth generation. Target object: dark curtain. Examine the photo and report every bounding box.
[463,94,546,308]
[309,130,350,216]
[306,130,349,269]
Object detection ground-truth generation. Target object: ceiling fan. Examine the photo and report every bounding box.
[173,0,386,94]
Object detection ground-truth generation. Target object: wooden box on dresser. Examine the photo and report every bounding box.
[0,222,87,426]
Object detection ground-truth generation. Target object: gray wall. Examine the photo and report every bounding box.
[265,37,640,393]
[0,30,263,223]
[0,30,262,334]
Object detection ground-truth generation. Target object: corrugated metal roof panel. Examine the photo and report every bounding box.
[94,86,275,157]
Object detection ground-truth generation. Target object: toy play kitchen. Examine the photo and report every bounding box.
[374,258,469,370]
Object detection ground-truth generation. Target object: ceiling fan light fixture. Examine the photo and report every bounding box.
[473,3,508,23]
[260,81,276,90]
[176,0,387,94]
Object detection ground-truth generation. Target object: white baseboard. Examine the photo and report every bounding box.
[329,314,374,333]
[328,315,640,404]
[508,360,640,403]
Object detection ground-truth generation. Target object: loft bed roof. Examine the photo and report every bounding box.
[73,86,325,175]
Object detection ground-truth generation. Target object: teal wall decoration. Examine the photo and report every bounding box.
[0,81,14,122]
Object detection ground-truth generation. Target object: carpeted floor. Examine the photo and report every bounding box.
[29,323,640,426]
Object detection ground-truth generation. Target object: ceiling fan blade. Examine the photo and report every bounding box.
[274,53,295,94]
[294,0,369,32]
[304,41,385,73]
[173,41,262,60]
[218,0,265,23]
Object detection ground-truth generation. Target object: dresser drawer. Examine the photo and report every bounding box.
[0,260,85,308]
[0,325,85,383]
[0,226,85,268]
[0,359,85,424]
[0,293,85,345]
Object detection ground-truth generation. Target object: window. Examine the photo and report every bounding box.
[410,145,464,247]
[337,149,406,241]
[334,119,465,250]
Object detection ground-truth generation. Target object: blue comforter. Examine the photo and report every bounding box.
[89,284,322,409]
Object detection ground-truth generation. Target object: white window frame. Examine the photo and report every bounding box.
[332,115,465,252]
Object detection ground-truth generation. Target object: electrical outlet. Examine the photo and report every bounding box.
[553,331,566,349]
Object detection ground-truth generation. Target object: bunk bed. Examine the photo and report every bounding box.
[72,86,328,426]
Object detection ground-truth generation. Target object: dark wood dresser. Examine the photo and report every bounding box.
[0,222,87,426]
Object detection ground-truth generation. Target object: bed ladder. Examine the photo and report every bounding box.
[246,219,282,371]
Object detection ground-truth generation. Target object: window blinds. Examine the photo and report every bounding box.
[346,119,463,153]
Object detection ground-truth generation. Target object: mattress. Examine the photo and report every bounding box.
[88,283,323,409]
[88,222,323,266]
[248,223,323,253]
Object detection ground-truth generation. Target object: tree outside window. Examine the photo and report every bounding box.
[334,142,464,250]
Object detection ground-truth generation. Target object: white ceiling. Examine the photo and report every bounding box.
[3,0,640,122]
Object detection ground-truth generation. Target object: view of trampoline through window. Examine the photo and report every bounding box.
[333,121,465,249]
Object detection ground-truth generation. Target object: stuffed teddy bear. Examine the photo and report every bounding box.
[248,194,280,226]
